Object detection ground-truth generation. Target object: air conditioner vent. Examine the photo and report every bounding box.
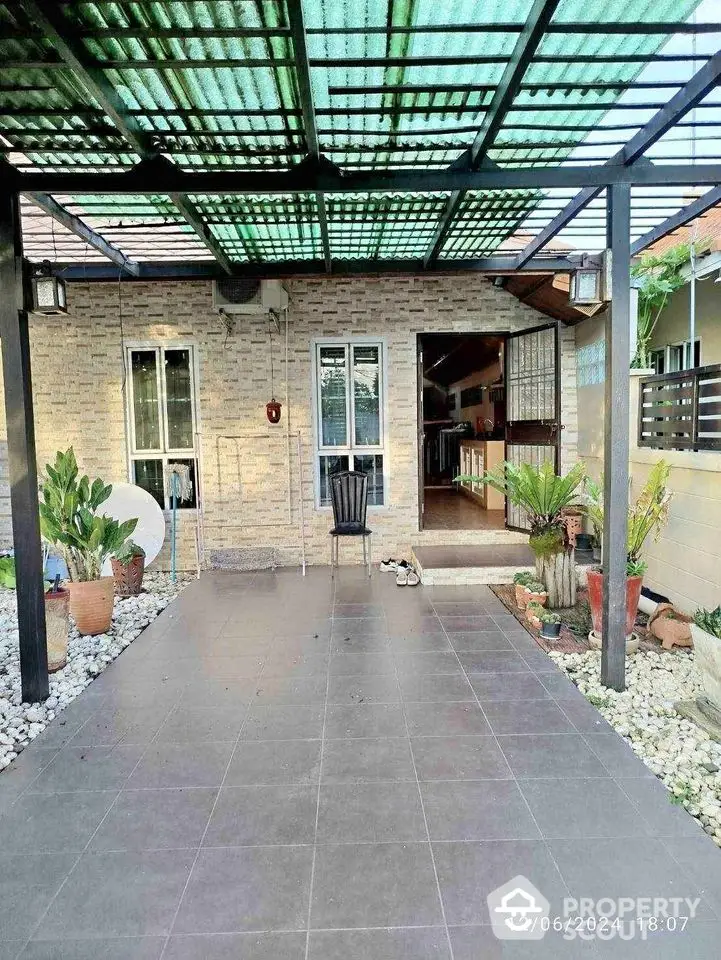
[215,278,261,304]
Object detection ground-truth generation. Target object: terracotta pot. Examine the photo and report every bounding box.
[515,584,531,610]
[44,588,69,672]
[111,555,145,596]
[587,570,643,639]
[68,577,115,635]
[561,510,583,548]
[648,603,693,650]
[524,588,547,609]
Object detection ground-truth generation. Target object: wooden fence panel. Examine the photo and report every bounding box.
[638,364,721,452]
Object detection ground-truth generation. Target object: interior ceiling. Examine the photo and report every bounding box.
[0,0,717,270]
[422,333,504,387]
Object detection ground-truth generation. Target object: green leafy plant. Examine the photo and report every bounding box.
[538,609,561,625]
[114,540,146,564]
[39,448,138,582]
[523,579,547,594]
[455,460,587,556]
[583,461,671,570]
[694,606,721,640]
[0,555,16,589]
[526,601,543,617]
[513,571,535,586]
[626,559,648,578]
[631,242,696,369]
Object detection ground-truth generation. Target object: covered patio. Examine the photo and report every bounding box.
[1,567,720,958]
[1,2,721,955]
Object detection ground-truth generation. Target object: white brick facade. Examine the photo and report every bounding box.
[0,274,578,569]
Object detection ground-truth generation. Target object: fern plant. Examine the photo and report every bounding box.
[39,448,138,582]
[456,460,587,555]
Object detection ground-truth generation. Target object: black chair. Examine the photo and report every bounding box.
[329,470,372,577]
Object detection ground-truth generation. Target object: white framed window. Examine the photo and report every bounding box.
[312,339,387,507]
[125,344,199,510]
[650,339,701,375]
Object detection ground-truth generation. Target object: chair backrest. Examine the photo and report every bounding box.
[330,470,369,532]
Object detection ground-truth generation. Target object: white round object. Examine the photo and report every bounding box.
[100,482,166,575]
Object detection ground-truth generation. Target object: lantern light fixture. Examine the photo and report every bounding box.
[31,260,67,314]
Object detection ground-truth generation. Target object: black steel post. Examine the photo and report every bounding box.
[0,191,48,702]
[601,182,631,692]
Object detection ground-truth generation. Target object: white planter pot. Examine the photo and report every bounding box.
[691,623,721,712]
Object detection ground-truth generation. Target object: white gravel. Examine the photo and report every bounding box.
[551,648,721,846]
[0,573,190,772]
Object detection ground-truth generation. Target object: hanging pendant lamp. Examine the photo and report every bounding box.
[266,316,282,424]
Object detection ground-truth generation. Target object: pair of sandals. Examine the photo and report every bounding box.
[380,558,420,587]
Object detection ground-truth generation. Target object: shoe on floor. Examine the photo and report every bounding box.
[396,568,409,586]
[380,559,398,573]
[406,569,420,586]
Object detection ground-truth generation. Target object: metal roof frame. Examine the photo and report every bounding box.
[1,0,718,274]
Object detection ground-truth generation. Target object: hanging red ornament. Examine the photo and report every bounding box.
[266,399,282,424]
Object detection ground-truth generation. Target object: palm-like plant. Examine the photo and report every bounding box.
[39,448,138,582]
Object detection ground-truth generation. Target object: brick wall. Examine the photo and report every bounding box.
[0,274,577,569]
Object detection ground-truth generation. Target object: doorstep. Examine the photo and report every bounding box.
[412,543,535,585]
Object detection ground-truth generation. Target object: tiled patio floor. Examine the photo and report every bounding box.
[1,568,720,959]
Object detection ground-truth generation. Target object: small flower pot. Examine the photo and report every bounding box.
[575,533,594,552]
[540,621,562,641]
[524,588,547,609]
[68,577,115,636]
[515,583,531,610]
[44,587,69,672]
[111,555,145,596]
[648,603,693,650]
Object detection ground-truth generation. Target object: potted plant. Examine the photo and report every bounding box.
[39,449,138,636]
[523,579,548,609]
[111,540,146,596]
[691,607,721,711]
[538,609,562,641]
[457,460,586,608]
[513,571,536,610]
[525,600,544,629]
[584,461,671,644]
[45,575,70,672]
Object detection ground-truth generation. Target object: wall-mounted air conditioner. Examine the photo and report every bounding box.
[212,278,288,315]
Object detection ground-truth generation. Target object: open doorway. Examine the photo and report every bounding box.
[418,333,507,531]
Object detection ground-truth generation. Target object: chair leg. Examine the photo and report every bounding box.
[330,536,335,577]
[362,534,367,571]
[367,534,372,578]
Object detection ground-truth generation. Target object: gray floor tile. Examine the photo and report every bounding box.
[67,706,173,747]
[399,674,475,702]
[469,673,551,702]
[173,846,312,934]
[404,701,490,737]
[333,603,384,618]
[308,928,451,960]
[664,835,721,913]
[498,734,610,779]
[449,924,598,958]
[447,632,513,652]
[262,654,329,679]
[226,739,322,786]
[331,634,391,654]
[28,745,144,793]
[521,778,654,839]
[516,647,558,673]
[20,938,165,959]
[618,777,706,838]
[327,673,401,704]
[322,737,415,782]
[317,781,426,843]
[0,790,116,854]
[177,678,257,710]
[549,837,716,919]
[327,652,396,676]
[324,703,406,738]
[592,921,721,959]
[388,633,452,652]
[0,853,76,940]
[421,780,540,841]
[163,932,307,960]
[432,840,570,925]
[241,704,324,741]
[127,743,234,789]
[253,676,328,706]
[434,602,492,616]
[392,652,464,676]
[310,842,443,928]
[557,696,614,733]
[204,784,317,846]
[539,670,584,699]
[483,700,576,736]
[90,788,217,851]
[36,849,196,938]
[585,732,655,778]
[155,707,247,744]
[439,616,497,632]
[458,651,532,674]
[411,736,512,781]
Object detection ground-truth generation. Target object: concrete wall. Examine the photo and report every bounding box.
[648,276,721,366]
[575,313,721,614]
[0,274,578,569]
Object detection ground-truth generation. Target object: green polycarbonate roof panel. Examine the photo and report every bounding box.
[0,0,709,265]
